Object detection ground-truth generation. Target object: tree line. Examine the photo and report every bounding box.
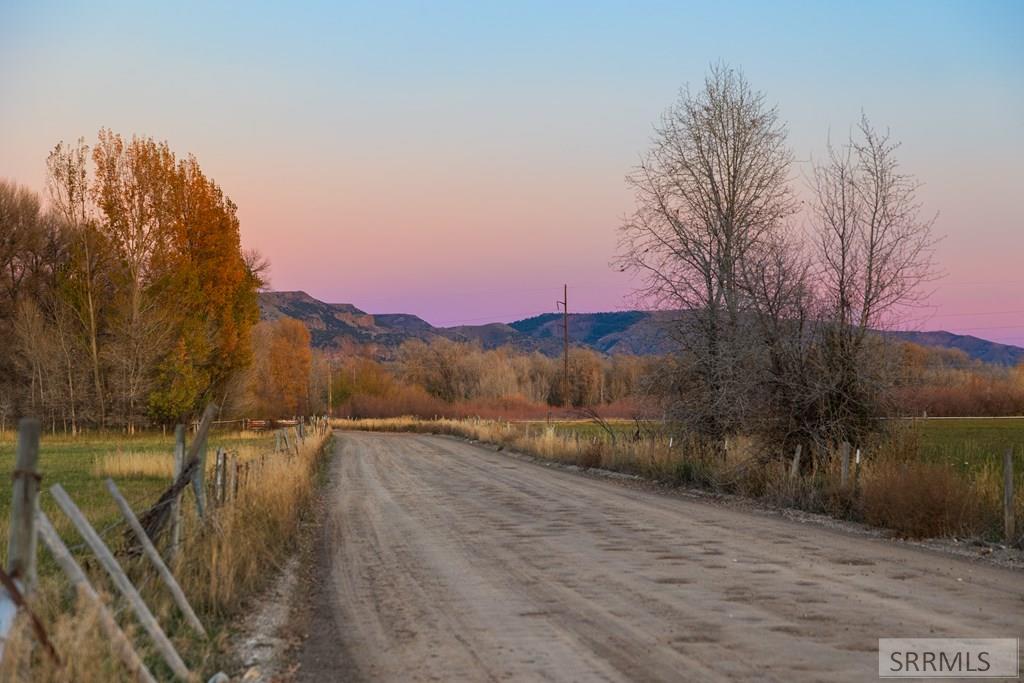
[0,132,263,431]
[325,338,652,419]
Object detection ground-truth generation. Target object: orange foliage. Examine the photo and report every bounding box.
[249,318,313,416]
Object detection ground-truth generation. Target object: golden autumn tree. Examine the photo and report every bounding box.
[148,155,260,421]
[91,129,260,424]
[248,318,312,417]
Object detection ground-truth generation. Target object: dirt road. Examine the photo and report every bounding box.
[294,432,1023,682]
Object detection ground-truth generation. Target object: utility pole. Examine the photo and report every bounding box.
[556,284,569,407]
[327,359,333,418]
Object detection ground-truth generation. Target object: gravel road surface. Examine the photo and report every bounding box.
[295,432,1023,682]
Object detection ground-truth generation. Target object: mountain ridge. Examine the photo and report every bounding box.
[258,290,1024,366]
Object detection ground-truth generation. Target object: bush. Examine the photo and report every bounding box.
[859,459,989,538]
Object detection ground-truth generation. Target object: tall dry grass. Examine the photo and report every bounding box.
[337,417,1022,542]
[91,436,292,480]
[176,432,330,615]
[0,428,332,682]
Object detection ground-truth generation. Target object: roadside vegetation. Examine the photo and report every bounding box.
[337,417,1022,541]
[0,129,340,681]
[0,427,331,681]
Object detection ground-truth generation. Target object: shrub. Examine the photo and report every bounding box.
[859,459,988,538]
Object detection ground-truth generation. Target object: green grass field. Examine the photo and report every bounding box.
[913,417,1024,467]
[0,428,275,568]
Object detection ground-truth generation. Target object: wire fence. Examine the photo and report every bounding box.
[0,410,331,682]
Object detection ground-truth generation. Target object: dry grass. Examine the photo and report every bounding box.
[337,417,1022,542]
[92,449,175,479]
[91,438,288,480]
[0,428,332,682]
[860,459,984,537]
[177,433,329,615]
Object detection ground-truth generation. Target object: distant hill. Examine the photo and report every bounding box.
[885,330,1024,366]
[258,291,1024,365]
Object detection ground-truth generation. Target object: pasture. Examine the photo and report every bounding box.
[0,428,276,567]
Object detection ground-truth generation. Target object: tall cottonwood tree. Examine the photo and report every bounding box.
[48,139,110,426]
[92,130,179,425]
[616,64,796,440]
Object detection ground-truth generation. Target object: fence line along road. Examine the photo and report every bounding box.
[0,410,329,680]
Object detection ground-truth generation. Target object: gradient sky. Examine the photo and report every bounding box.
[2,1,1022,343]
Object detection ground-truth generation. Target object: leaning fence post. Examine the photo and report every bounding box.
[839,441,851,488]
[50,484,191,680]
[36,511,157,683]
[106,479,208,638]
[7,417,40,591]
[282,429,291,453]
[1005,447,1016,545]
[789,444,802,481]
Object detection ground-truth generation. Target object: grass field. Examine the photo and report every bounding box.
[912,417,1024,465]
[0,428,276,575]
[526,417,1024,468]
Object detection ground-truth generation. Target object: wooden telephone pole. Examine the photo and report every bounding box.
[327,360,333,418]
[557,285,569,406]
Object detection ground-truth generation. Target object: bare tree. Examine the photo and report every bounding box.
[808,115,937,444]
[616,64,796,441]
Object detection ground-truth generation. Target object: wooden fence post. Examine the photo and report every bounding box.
[36,511,157,683]
[1005,447,1016,545]
[214,448,224,506]
[0,418,41,661]
[7,418,40,591]
[170,424,185,562]
[840,441,851,488]
[191,407,215,520]
[106,479,207,638]
[50,484,191,680]
[789,444,802,481]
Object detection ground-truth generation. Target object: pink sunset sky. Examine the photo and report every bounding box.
[2,2,1022,344]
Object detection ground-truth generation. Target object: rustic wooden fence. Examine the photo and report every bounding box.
[0,411,331,681]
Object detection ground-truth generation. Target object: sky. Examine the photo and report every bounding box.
[2,1,1022,343]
